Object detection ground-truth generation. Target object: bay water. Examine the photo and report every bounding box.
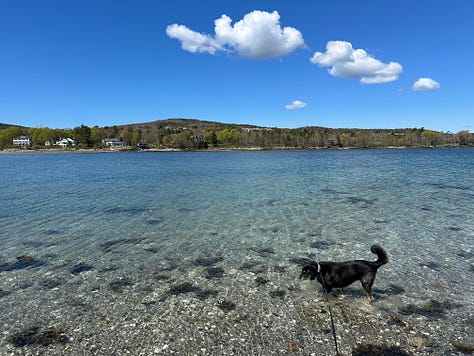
[0,149,473,354]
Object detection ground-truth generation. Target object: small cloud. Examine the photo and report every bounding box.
[285,100,307,110]
[310,40,403,84]
[166,10,305,59]
[412,77,440,91]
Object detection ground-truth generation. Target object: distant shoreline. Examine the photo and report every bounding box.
[0,145,470,154]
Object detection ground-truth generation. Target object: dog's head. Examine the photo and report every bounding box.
[299,262,319,280]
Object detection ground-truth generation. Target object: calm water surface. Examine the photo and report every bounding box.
[0,149,473,355]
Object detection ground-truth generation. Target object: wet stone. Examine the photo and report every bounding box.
[419,261,442,272]
[104,207,148,215]
[168,282,201,295]
[38,278,62,289]
[385,283,406,295]
[205,266,224,279]
[217,299,236,312]
[255,276,269,286]
[253,247,276,257]
[457,251,474,259]
[70,262,94,275]
[195,289,219,300]
[0,255,45,272]
[273,265,286,273]
[399,299,462,321]
[45,229,62,236]
[108,278,134,293]
[241,260,260,270]
[309,241,331,250]
[352,343,409,356]
[8,326,67,347]
[156,262,179,272]
[153,273,172,281]
[269,290,286,298]
[248,265,267,274]
[99,239,128,252]
[346,196,377,208]
[451,343,474,354]
[288,257,312,266]
[145,219,162,226]
[194,256,224,267]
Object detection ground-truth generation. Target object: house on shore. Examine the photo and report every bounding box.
[56,138,76,147]
[103,138,123,148]
[137,139,149,149]
[13,136,32,146]
[45,138,76,147]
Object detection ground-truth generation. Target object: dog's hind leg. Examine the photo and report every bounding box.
[361,273,376,302]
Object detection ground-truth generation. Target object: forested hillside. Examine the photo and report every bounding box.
[1,119,472,149]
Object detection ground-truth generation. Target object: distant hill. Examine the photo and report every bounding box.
[0,122,25,130]
[1,118,472,149]
[111,118,265,131]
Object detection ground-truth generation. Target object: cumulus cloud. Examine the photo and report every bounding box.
[166,10,305,59]
[166,24,221,54]
[412,77,440,91]
[310,41,403,84]
[285,100,307,110]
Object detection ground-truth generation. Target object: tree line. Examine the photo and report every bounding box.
[1,119,473,149]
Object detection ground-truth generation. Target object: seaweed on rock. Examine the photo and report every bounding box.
[0,255,45,272]
[168,282,201,295]
[8,326,67,347]
[70,262,94,275]
[451,342,474,354]
[195,289,219,300]
[352,343,409,355]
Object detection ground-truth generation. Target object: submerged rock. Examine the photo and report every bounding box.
[217,299,236,312]
[8,326,67,347]
[205,266,224,279]
[168,282,200,295]
[399,299,462,320]
[194,256,224,267]
[108,278,134,292]
[70,262,94,275]
[0,256,45,272]
[351,343,409,355]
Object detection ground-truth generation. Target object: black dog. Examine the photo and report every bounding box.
[299,245,388,302]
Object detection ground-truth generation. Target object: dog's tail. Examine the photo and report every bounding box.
[370,244,388,267]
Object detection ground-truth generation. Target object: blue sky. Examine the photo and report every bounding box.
[1,0,473,132]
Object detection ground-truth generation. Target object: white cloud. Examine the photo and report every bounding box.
[166,10,305,59]
[412,77,440,91]
[310,41,403,84]
[166,24,221,54]
[285,100,307,110]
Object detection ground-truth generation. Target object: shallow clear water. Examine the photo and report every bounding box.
[0,149,473,355]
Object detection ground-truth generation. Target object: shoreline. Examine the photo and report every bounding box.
[0,145,470,154]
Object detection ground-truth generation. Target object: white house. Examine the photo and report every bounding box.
[55,138,76,147]
[102,138,123,148]
[13,136,32,146]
